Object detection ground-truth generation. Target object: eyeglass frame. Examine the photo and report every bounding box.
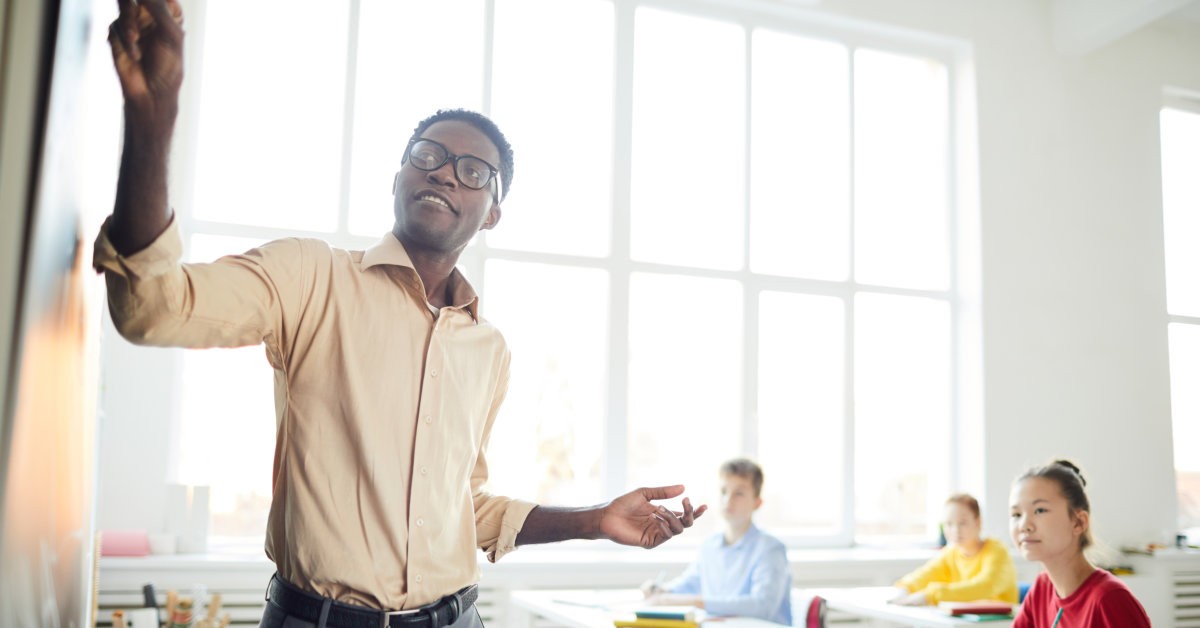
[402,137,503,204]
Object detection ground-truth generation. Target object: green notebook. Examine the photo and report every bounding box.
[958,613,1014,622]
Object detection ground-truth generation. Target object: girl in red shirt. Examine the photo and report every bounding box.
[1009,460,1151,627]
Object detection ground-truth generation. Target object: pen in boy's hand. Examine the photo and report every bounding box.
[653,570,667,594]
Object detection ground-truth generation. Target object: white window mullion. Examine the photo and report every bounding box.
[482,0,496,115]
[741,26,757,457]
[842,44,858,546]
[943,54,961,526]
[464,0,499,288]
[605,0,637,498]
[172,0,210,249]
[335,0,362,239]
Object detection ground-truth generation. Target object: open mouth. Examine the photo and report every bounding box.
[416,192,455,213]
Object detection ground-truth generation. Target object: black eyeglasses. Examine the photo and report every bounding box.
[404,138,502,202]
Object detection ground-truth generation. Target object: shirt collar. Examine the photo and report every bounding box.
[361,232,480,322]
[724,522,760,549]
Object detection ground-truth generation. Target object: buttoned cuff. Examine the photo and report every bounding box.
[92,215,182,279]
[483,499,537,563]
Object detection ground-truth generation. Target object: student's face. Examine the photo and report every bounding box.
[942,502,981,548]
[1009,477,1088,564]
[719,474,762,527]
[392,120,502,255]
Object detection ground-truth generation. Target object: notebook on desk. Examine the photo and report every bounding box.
[634,606,699,621]
[958,613,1016,622]
[937,601,1014,617]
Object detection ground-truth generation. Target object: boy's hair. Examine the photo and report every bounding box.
[1017,459,1092,549]
[945,493,980,520]
[720,458,764,497]
[407,109,514,201]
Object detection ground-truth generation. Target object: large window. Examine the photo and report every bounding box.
[1161,100,1200,535]
[167,0,972,546]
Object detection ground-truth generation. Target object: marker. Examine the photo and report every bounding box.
[1051,607,1063,627]
[143,584,160,624]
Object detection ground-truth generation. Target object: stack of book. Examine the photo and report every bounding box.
[613,606,702,628]
[937,600,1015,622]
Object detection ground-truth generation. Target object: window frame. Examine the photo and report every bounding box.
[161,0,980,548]
[1160,89,1200,533]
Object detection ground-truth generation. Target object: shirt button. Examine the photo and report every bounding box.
[415,574,423,583]
[430,368,438,377]
[424,416,432,424]
[420,467,428,475]
[416,518,424,526]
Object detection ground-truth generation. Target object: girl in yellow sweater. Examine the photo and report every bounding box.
[890,493,1019,606]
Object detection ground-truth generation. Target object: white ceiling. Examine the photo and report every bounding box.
[1053,0,1200,54]
[1169,0,1200,22]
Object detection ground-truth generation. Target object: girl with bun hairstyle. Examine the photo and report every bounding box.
[1010,460,1151,627]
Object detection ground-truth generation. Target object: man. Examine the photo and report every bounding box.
[98,1,706,626]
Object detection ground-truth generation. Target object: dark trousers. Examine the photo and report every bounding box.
[258,575,486,628]
[259,601,485,628]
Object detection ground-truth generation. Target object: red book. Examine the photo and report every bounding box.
[938,601,1014,616]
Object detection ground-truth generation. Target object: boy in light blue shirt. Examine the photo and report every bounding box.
[643,458,792,625]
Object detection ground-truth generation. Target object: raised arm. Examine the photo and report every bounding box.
[107,0,185,255]
[516,486,707,549]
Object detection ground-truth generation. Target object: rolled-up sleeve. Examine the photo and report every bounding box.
[93,216,304,353]
[474,492,536,563]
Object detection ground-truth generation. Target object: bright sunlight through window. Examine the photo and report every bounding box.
[168,0,968,547]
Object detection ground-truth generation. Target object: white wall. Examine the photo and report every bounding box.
[809,0,1200,547]
[93,0,1200,552]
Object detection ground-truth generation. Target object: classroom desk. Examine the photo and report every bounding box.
[809,587,1014,627]
[507,589,785,628]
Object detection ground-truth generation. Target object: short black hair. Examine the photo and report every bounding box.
[408,109,514,201]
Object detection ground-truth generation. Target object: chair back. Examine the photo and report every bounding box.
[791,592,826,628]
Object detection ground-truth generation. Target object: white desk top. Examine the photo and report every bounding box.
[810,586,1014,627]
[509,589,785,628]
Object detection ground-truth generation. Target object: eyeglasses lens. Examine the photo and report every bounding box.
[408,140,492,191]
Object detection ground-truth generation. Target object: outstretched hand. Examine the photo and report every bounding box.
[108,0,185,122]
[599,485,707,549]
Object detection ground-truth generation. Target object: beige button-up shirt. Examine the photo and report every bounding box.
[93,218,536,609]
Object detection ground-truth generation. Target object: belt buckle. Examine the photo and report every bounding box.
[380,607,422,628]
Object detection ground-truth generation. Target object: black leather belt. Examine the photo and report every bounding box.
[266,573,479,628]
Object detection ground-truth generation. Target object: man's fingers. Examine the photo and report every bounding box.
[115,0,140,59]
[639,485,685,501]
[656,506,684,534]
[648,514,672,546]
[144,0,184,42]
[679,497,694,526]
[107,21,134,76]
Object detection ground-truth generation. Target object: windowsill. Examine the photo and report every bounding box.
[99,543,945,571]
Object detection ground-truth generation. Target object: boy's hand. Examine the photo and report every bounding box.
[640,579,664,598]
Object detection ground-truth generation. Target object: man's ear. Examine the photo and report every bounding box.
[481,204,502,231]
[753,496,763,511]
[392,172,401,195]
